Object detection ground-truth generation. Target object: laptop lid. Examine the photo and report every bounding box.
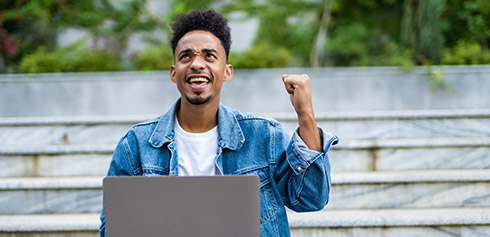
[103,175,260,237]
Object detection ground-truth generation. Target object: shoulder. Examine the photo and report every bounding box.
[123,115,162,140]
[229,108,282,130]
[227,107,276,123]
[133,116,161,128]
[226,108,291,148]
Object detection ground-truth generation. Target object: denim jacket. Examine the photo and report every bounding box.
[99,100,338,236]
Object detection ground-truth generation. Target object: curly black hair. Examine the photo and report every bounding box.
[170,9,232,60]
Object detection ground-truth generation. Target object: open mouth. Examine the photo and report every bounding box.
[188,77,210,84]
[186,75,211,91]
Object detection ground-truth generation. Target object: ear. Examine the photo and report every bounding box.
[170,65,177,83]
[223,64,233,82]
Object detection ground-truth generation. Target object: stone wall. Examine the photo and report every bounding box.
[1,65,489,117]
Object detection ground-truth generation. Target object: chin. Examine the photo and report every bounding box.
[185,95,212,105]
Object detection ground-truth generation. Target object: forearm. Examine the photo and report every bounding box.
[297,111,322,152]
[281,74,322,152]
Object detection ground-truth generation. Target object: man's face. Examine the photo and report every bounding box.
[170,30,233,106]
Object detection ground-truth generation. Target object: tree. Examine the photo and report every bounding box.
[1,0,489,72]
[310,0,332,67]
[401,0,445,64]
[0,0,169,73]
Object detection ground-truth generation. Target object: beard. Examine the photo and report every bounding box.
[185,94,212,105]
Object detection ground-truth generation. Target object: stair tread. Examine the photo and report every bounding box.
[0,213,100,231]
[0,176,104,190]
[337,137,490,149]
[2,208,490,232]
[1,109,490,126]
[2,169,490,190]
[0,144,116,155]
[288,208,490,227]
[333,169,490,183]
[1,137,490,155]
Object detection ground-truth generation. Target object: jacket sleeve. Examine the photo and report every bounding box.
[99,133,140,236]
[273,125,338,212]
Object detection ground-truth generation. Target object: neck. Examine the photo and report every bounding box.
[177,98,219,133]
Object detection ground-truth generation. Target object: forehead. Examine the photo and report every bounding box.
[176,30,225,53]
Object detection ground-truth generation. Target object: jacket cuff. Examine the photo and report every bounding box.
[287,127,339,175]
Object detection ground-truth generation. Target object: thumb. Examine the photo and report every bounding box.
[282,74,295,94]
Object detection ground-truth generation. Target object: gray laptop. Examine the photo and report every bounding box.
[103,175,260,237]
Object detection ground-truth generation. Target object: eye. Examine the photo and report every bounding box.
[206,53,216,59]
[179,54,190,61]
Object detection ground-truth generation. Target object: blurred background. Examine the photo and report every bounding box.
[0,0,489,74]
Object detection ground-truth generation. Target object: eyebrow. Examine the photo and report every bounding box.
[177,48,193,57]
[177,48,219,57]
[202,48,218,54]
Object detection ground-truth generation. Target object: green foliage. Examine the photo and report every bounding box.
[325,23,369,66]
[442,40,490,65]
[229,42,291,69]
[0,0,167,72]
[169,0,216,21]
[443,0,490,49]
[425,65,455,94]
[19,40,122,73]
[1,0,490,73]
[134,44,174,71]
[222,0,320,67]
[401,0,445,64]
[372,42,415,71]
[0,0,60,70]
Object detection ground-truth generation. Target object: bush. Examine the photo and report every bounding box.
[230,42,291,69]
[373,42,415,71]
[442,41,490,65]
[19,40,122,73]
[325,23,369,66]
[133,44,174,71]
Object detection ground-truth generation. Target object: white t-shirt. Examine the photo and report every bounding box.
[174,118,218,176]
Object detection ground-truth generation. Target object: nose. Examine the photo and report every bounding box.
[190,56,205,71]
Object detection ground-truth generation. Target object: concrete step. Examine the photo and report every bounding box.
[0,177,103,214]
[288,208,490,237]
[1,109,489,146]
[298,109,490,140]
[0,115,143,146]
[1,208,489,237]
[0,145,113,177]
[1,137,489,177]
[0,213,99,236]
[333,137,490,171]
[327,170,490,210]
[1,170,489,214]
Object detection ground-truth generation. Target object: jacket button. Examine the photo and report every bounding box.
[297,167,303,172]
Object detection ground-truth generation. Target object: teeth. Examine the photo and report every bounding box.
[189,77,209,83]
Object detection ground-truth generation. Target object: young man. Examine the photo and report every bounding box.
[100,9,338,236]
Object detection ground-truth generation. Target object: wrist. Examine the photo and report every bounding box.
[297,110,315,123]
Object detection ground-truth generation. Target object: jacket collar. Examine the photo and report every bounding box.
[149,99,245,150]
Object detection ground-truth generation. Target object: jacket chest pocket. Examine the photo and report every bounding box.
[240,167,280,224]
